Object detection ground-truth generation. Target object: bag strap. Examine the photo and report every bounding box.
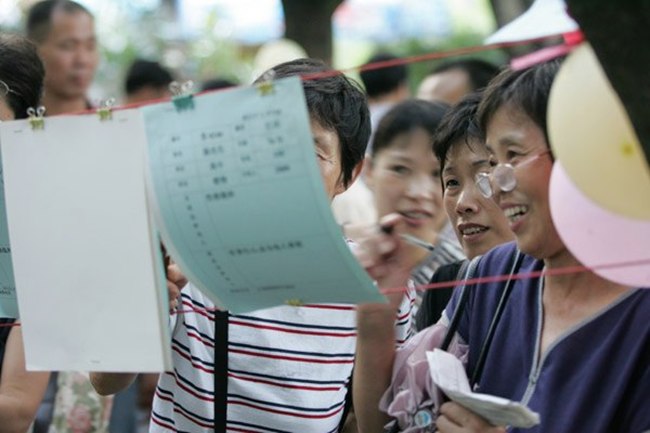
[469,249,524,387]
[440,255,482,351]
[214,310,229,433]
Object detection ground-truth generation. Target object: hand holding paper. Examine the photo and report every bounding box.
[427,349,540,429]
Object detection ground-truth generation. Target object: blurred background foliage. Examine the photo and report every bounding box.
[0,0,532,103]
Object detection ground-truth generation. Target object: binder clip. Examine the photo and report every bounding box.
[170,80,195,111]
[285,298,304,307]
[256,70,276,96]
[97,98,115,121]
[27,106,46,130]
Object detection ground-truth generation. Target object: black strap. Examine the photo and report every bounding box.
[214,310,229,433]
[0,319,15,377]
[469,249,524,387]
[415,261,464,332]
[440,256,481,351]
[338,374,354,431]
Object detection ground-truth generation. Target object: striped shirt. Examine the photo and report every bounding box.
[151,284,415,432]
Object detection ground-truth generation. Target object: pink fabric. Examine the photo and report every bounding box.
[379,324,468,432]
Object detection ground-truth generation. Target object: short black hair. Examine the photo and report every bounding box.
[201,78,238,92]
[124,59,174,96]
[0,34,45,119]
[432,92,483,175]
[359,53,408,99]
[254,58,370,187]
[26,0,93,44]
[432,59,500,93]
[371,99,448,157]
[477,58,562,144]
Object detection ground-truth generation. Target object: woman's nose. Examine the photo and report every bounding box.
[406,174,436,199]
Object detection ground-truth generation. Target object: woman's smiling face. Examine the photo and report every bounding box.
[366,127,444,245]
[485,104,563,259]
[442,139,514,259]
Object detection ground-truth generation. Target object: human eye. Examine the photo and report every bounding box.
[58,40,75,51]
[443,177,460,190]
[313,138,326,160]
[315,150,332,163]
[506,149,522,161]
[389,164,410,175]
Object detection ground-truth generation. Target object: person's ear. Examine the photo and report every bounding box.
[334,157,365,197]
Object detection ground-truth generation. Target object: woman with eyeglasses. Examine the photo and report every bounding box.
[0,34,51,432]
[353,58,649,433]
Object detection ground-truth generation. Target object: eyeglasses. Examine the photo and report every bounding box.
[0,79,17,98]
[475,150,551,198]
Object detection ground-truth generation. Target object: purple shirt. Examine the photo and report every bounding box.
[446,242,650,433]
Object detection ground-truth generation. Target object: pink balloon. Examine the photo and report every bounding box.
[550,163,650,287]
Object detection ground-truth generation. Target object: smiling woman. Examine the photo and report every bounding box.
[365,99,465,286]
[353,58,650,433]
[435,92,513,261]
[414,92,516,331]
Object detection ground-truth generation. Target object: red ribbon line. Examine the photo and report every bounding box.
[61,33,568,117]
[1,256,646,325]
[382,257,650,295]
[0,32,590,326]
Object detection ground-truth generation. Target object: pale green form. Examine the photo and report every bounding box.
[143,76,384,313]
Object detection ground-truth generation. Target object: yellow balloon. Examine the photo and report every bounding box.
[548,43,650,219]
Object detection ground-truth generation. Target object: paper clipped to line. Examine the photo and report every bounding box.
[143,76,384,313]
[427,349,540,428]
[0,110,171,372]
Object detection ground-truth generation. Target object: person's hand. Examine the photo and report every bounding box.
[354,214,412,311]
[167,262,187,313]
[436,402,507,433]
[340,221,367,243]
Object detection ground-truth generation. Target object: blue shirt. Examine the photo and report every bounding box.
[446,242,650,433]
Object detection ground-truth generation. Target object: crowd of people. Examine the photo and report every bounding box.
[0,1,647,433]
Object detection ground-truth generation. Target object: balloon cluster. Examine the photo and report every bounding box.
[547,43,650,286]
[485,0,650,286]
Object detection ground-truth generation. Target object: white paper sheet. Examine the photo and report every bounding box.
[427,349,540,428]
[0,110,171,371]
